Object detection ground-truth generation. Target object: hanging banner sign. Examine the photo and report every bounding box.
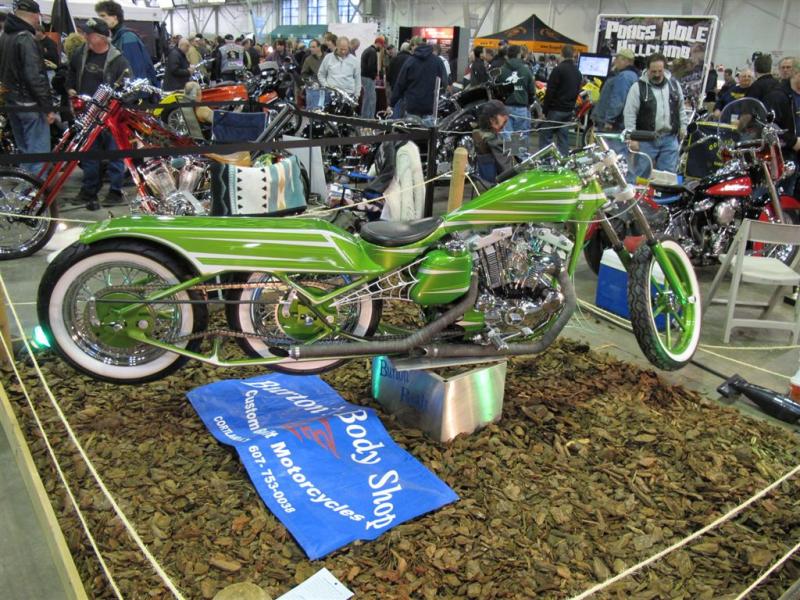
[594,15,719,104]
[187,373,458,560]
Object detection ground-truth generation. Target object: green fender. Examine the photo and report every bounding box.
[79,215,387,275]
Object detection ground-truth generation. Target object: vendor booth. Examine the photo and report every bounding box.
[474,15,589,55]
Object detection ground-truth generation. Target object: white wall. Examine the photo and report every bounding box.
[384,0,800,70]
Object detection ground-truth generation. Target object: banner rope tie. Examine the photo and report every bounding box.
[0,273,186,599]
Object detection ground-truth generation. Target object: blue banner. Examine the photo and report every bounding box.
[187,373,458,560]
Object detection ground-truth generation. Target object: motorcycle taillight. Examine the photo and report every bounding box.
[356,144,370,156]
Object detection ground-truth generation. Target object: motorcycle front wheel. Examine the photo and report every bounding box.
[38,240,209,384]
[627,240,701,370]
[227,272,381,374]
[0,168,57,260]
[162,106,191,137]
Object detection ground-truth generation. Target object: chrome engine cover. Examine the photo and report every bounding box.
[714,198,739,226]
[469,225,569,345]
[137,158,207,215]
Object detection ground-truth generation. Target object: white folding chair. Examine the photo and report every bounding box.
[703,219,800,343]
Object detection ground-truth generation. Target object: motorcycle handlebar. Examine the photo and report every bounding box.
[735,138,765,150]
[628,130,657,142]
[594,130,658,143]
[684,134,716,151]
[496,165,520,184]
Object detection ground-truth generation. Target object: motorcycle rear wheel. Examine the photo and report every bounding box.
[38,240,208,384]
[757,208,800,266]
[627,240,701,370]
[0,168,57,260]
[227,272,381,374]
[583,231,609,275]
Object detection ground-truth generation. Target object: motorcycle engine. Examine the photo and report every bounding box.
[467,225,571,348]
[714,198,739,226]
[687,197,741,261]
[137,158,208,215]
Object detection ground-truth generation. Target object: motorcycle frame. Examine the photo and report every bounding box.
[30,95,194,215]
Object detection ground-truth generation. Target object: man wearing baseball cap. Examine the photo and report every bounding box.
[0,0,56,175]
[592,48,639,135]
[66,18,131,210]
[360,36,385,119]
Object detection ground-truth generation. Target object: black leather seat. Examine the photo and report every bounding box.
[360,217,443,247]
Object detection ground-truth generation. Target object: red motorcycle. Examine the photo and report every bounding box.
[583,98,799,272]
[0,79,213,260]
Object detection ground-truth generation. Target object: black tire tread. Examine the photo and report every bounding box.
[626,242,696,371]
[0,168,58,260]
[583,232,607,275]
[37,239,209,384]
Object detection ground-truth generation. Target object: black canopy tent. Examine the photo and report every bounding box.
[475,15,588,54]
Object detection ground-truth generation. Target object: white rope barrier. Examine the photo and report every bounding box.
[0,211,101,224]
[0,274,186,599]
[568,463,800,599]
[465,172,482,197]
[696,346,792,381]
[300,171,452,217]
[733,539,800,599]
[576,299,794,381]
[0,332,124,599]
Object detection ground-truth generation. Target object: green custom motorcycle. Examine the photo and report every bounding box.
[37,136,701,383]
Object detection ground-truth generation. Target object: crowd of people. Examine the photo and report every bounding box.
[0,0,798,202]
[0,0,159,209]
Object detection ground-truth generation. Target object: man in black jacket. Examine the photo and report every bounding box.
[387,42,411,115]
[66,18,131,209]
[466,46,489,87]
[747,53,783,104]
[0,0,55,175]
[765,59,800,195]
[390,38,447,124]
[360,36,384,119]
[540,44,581,155]
[163,38,193,91]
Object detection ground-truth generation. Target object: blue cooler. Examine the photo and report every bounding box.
[595,249,666,329]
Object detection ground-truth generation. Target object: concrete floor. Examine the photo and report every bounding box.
[1,170,800,598]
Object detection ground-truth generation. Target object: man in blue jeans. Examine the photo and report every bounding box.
[66,19,131,210]
[360,36,384,119]
[0,0,56,176]
[539,44,581,156]
[624,53,687,174]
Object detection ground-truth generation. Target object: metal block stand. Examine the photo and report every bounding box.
[371,356,508,443]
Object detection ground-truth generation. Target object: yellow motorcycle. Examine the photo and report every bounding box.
[153,60,249,134]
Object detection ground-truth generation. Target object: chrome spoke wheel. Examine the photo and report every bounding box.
[0,171,51,258]
[61,261,186,367]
